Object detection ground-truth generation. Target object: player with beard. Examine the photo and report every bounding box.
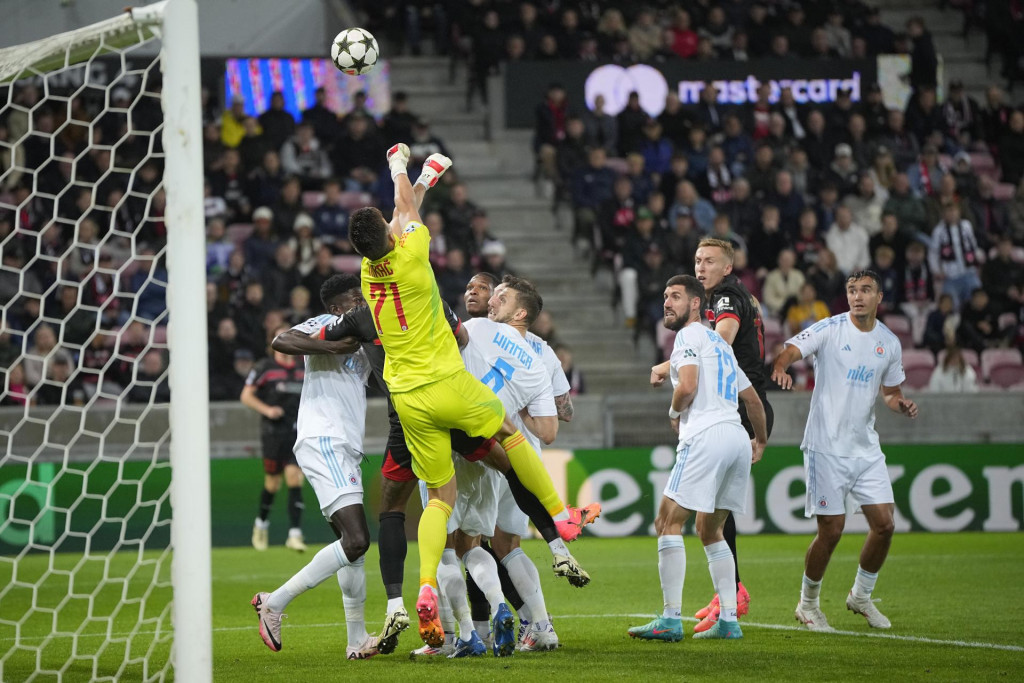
[651,237,774,632]
[628,275,768,642]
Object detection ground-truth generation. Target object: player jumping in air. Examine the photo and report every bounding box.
[772,270,917,632]
[250,275,378,660]
[346,144,590,648]
[629,275,767,642]
[240,326,307,553]
[651,237,773,632]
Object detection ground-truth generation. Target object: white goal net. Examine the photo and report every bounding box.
[0,2,209,681]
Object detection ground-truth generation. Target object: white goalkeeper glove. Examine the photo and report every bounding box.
[387,143,410,180]
[415,153,452,189]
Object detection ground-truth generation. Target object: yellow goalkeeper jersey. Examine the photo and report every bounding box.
[360,221,464,393]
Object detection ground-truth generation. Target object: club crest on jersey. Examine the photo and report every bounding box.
[818,497,828,509]
[349,475,358,485]
[874,343,885,357]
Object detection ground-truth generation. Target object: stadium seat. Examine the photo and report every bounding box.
[762,317,783,337]
[981,348,1023,381]
[902,348,936,372]
[339,191,373,211]
[226,223,253,245]
[153,325,168,345]
[302,191,325,210]
[936,348,981,376]
[882,314,915,347]
[997,312,1018,332]
[331,254,362,273]
[969,152,996,172]
[989,364,1024,389]
[906,365,933,390]
[605,157,629,175]
[993,183,1015,201]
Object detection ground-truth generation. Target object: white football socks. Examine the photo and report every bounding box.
[547,537,569,557]
[266,540,349,612]
[463,546,504,619]
[438,548,473,640]
[337,558,368,648]
[502,548,549,629]
[852,566,879,600]
[657,535,685,620]
[705,540,738,622]
[801,574,823,608]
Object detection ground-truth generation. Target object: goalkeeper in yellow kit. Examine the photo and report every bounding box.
[347,144,594,649]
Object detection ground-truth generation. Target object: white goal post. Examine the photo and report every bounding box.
[0,1,209,681]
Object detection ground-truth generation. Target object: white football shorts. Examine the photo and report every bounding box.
[447,455,500,538]
[293,436,364,518]
[664,422,752,514]
[803,450,894,517]
[495,477,530,537]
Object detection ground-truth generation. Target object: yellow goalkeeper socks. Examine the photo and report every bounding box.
[418,499,452,589]
[499,430,567,519]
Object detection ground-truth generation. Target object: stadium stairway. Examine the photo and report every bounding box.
[879,0,990,101]
[390,57,659,393]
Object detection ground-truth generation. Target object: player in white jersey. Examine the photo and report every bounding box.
[250,274,379,660]
[629,275,768,642]
[772,270,918,632]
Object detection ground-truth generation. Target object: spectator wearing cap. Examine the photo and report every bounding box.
[582,94,618,155]
[258,92,296,152]
[481,241,513,281]
[930,202,983,306]
[287,213,321,277]
[245,207,279,270]
[826,205,871,276]
[280,122,332,188]
[826,143,859,197]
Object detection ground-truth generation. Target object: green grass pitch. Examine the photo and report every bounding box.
[2,533,1022,681]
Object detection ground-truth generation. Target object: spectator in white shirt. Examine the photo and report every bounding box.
[927,344,979,393]
[825,205,871,276]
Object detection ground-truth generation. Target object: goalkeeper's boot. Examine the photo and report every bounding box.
[555,503,602,542]
[737,582,751,617]
[795,603,835,632]
[492,603,516,657]
[695,593,719,620]
[693,618,743,640]
[251,523,268,552]
[846,592,891,629]
[520,621,559,652]
[377,605,409,655]
[346,635,379,660]
[250,592,284,652]
[552,552,590,588]
[416,585,445,648]
[284,531,307,553]
[627,615,684,642]
[693,607,719,634]
[448,631,486,658]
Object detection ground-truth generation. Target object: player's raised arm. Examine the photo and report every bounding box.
[273,327,360,356]
[881,384,918,419]
[650,360,671,387]
[771,344,803,390]
[386,144,452,238]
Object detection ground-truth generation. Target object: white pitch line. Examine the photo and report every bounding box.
[4,614,1022,653]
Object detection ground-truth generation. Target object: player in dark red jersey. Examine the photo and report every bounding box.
[241,326,308,553]
[652,237,775,633]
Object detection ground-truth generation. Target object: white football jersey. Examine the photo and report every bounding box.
[290,315,372,450]
[463,318,556,422]
[525,331,571,397]
[670,322,752,441]
[786,312,905,459]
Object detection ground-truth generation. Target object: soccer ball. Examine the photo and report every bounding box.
[331,28,379,76]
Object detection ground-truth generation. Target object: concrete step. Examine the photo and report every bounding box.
[432,119,486,142]
[395,84,468,117]
[575,368,656,394]
[387,57,462,89]
[944,62,992,86]
[880,9,965,33]
[447,140,535,174]
[933,35,990,63]
[462,177,537,201]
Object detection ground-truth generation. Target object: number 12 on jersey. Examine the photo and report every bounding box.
[714,347,737,400]
[369,283,409,334]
